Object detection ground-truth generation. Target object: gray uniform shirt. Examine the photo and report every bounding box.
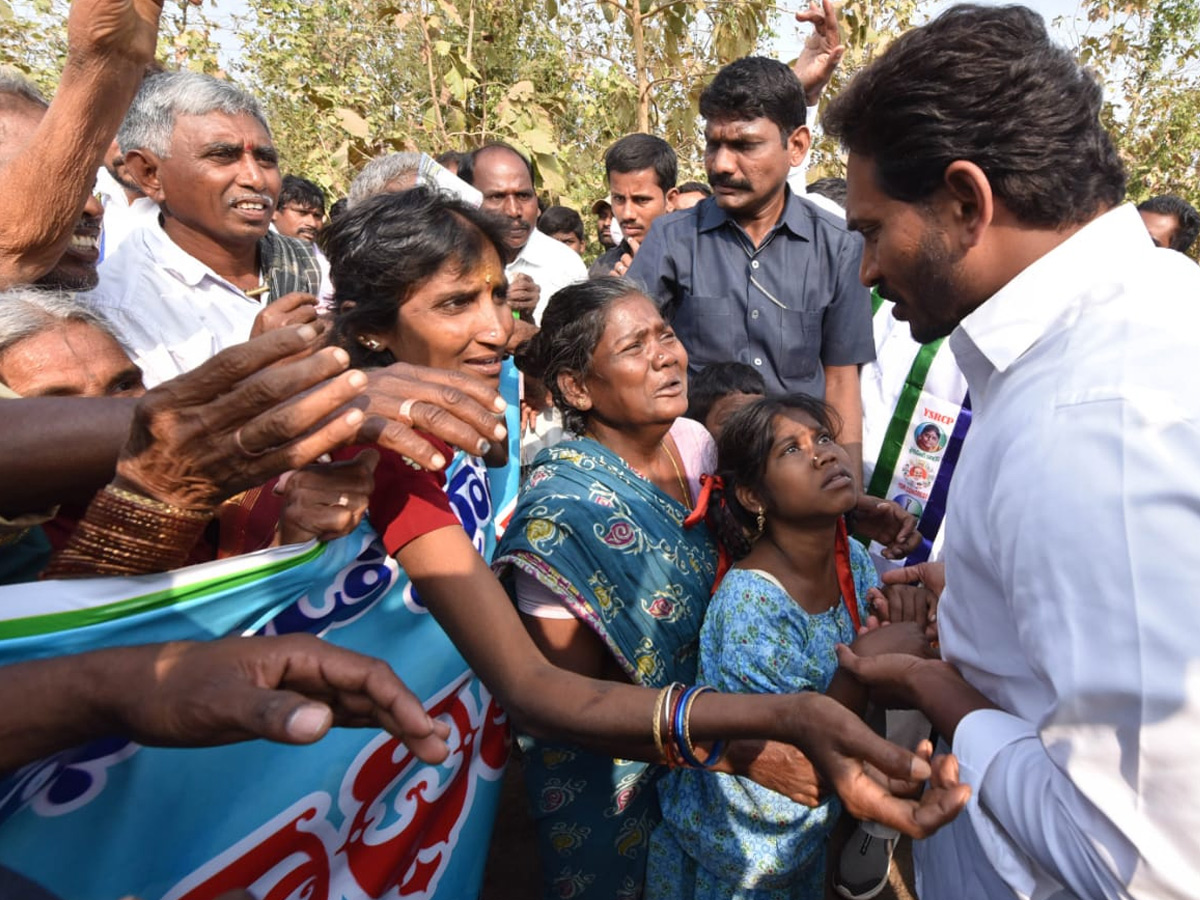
[626,189,874,397]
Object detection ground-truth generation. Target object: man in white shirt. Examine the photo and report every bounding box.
[461,142,586,324]
[85,72,321,387]
[825,6,1200,899]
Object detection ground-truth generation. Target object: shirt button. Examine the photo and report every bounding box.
[754,357,763,366]
[751,260,760,269]
[751,309,760,319]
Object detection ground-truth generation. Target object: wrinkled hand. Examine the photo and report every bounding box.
[68,0,199,68]
[788,691,968,837]
[276,448,378,545]
[867,583,939,641]
[609,238,640,277]
[882,560,946,598]
[108,635,450,762]
[248,291,320,339]
[853,496,921,559]
[354,362,509,471]
[507,273,540,318]
[730,739,823,807]
[114,325,368,510]
[792,0,845,105]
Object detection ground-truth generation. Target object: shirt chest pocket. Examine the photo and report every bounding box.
[674,295,733,366]
[779,308,824,380]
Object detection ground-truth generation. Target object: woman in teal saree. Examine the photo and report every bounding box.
[495,278,721,899]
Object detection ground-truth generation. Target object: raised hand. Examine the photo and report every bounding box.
[792,0,845,105]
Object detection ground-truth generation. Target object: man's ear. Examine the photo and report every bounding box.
[786,124,812,169]
[941,160,994,250]
[664,186,679,213]
[124,149,165,204]
[557,369,592,412]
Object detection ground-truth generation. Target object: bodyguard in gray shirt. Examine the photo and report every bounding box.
[626,55,873,479]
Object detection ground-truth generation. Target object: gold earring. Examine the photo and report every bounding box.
[359,336,382,352]
[755,509,766,536]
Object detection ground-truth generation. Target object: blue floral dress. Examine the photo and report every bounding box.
[645,540,876,900]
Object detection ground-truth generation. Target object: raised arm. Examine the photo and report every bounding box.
[0,0,196,287]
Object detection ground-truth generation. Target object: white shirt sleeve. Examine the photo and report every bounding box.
[950,384,1200,899]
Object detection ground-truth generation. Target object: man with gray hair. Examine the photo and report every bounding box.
[85,71,322,387]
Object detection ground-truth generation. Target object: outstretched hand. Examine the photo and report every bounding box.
[356,362,509,471]
[109,635,451,762]
[793,0,845,105]
[114,324,369,510]
[789,691,969,838]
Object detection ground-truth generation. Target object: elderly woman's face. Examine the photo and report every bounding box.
[0,321,144,398]
[572,293,688,429]
[374,240,513,386]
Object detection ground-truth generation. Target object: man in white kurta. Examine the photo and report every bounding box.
[824,5,1200,898]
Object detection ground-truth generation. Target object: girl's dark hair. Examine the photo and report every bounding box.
[710,393,840,560]
[516,276,644,435]
[686,361,766,424]
[319,186,510,367]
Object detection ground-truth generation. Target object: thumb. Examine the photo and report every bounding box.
[628,237,641,256]
[234,684,335,744]
[881,564,924,586]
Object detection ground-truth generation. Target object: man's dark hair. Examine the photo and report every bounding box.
[604,133,678,191]
[677,180,712,197]
[822,4,1125,228]
[687,362,765,424]
[459,142,535,186]
[807,177,847,207]
[699,56,806,139]
[320,186,511,368]
[435,149,468,173]
[537,205,584,241]
[1138,195,1200,253]
[278,175,326,213]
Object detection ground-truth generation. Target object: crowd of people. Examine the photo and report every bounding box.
[0,0,1198,898]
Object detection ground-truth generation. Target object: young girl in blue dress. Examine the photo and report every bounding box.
[646,394,936,900]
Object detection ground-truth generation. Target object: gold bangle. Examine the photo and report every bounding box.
[105,484,212,519]
[652,682,682,760]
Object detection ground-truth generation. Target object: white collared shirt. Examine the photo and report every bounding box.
[914,204,1200,900]
[93,167,159,260]
[83,221,268,388]
[508,227,588,324]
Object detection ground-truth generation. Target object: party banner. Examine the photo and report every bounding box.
[0,518,509,900]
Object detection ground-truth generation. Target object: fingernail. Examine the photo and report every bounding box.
[297,324,317,341]
[316,453,332,464]
[493,396,508,412]
[286,704,332,741]
[345,409,364,425]
[493,422,508,440]
[348,370,367,387]
[430,452,446,470]
[478,440,491,456]
[331,347,350,366]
